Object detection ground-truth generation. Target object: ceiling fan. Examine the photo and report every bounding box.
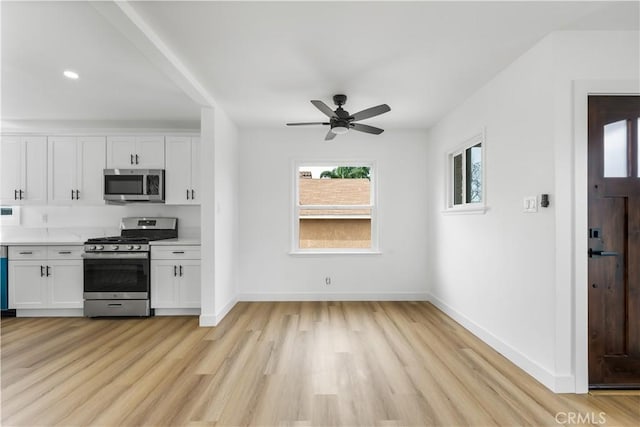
[286,94,391,140]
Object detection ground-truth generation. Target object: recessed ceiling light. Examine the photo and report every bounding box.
[63,70,79,80]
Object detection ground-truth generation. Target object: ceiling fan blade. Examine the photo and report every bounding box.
[286,122,329,126]
[351,104,391,122]
[325,130,337,141]
[311,100,337,118]
[351,123,384,135]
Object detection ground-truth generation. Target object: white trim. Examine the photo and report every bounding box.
[239,292,429,302]
[572,80,640,394]
[292,159,379,252]
[289,250,382,256]
[154,308,200,316]
[215,295,238,324]
[444,130,486,213]
[199,314,216,327]
[429,293,569,393]
[15,308,83,317]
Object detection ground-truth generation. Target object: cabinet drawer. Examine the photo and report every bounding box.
[47,246,83,259]
[151,245,201,260]
[9,246,47,260]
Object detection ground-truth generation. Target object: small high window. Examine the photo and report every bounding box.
[293,162,377,253]
[446,132,485,212]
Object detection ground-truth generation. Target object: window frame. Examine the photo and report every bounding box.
[444,131,487,214]
[291,159,380,255]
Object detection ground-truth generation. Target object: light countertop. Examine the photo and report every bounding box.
[1,228,200,246]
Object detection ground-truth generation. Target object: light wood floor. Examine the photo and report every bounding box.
[1,301,638,426]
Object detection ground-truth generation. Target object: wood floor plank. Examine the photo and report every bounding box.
[2,302,639,426]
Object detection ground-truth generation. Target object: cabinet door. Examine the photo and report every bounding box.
[135,136,165,169]
[106,136,136,168]
[178,260,200,308]
[190,138,200,204]
[151,261,178,308]
[0,136,23,204]
[48,137,77,204]
[164,137,191,204]
[9,261,46,308]
[77,137,106,204]
[48,261,83,308]
[22,136,47,204]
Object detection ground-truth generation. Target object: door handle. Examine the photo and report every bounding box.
[130,154,134,165]
[19,189,24,200]
[179,265,183,276]
[174,265,177,276]
[40,265,45,277]
[75,190,80,200]
[46,266,51,277]
[589,248,619,257]
[14,189,18,200]
[186,189,190,200]
[135,154,139,165]
[71,189,75,200]
[191,189,195,200]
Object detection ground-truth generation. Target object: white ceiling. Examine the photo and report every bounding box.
[2,1,638,131]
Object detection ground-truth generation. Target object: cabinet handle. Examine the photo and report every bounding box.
[172,251,184,254]
[71,189,75,200]
[19,189,24,200]
[135,154,139,165]
[58,251,71,254]
[76,190,80,199]
[174,265,177,277]
[46,266,51,277]
[191,189,195,200]
[14,189,18,200]
[40,265,45,277]
[19,251,33,255]
[130,154,134,165]
[186,189,190,200]
[179,265,183,277]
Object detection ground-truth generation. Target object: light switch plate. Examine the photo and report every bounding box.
[523,196,537,213]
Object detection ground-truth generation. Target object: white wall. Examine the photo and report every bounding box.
[426,31,639,392]
[213,108,240,320]
[199,106,240,326]
[238,128,429,300]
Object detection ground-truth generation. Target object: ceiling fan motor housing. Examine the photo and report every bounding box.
[333,94,347,106]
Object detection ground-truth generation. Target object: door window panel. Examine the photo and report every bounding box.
[603,119,627,177]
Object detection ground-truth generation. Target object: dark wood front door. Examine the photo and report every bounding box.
[588,95,640,388]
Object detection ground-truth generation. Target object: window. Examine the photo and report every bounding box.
[446,132,485,212]
[293,162,377,253]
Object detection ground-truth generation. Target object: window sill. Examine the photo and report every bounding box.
[289,249,382,256]
[442,205,488,215]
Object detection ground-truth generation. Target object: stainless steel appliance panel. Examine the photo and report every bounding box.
[84,299,150,317]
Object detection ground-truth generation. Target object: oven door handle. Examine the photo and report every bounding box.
[82,252,149,259]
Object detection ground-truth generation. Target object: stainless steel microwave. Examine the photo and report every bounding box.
[103,169,164,203]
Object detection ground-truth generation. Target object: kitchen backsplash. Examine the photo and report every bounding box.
[1,204,200,238]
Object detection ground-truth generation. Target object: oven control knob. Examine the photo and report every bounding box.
[134,245,141,250]
[127,245,134,250]
[111,245,119,250]
[89,245,96,251]
[96,245,104,250]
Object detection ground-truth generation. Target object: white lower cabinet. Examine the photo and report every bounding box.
[151,245,200,314]
[8,246,83,314]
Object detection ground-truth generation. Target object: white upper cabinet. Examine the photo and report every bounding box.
[106,136,165,169]
[48,136,106,205]
[0,136,47,205]
[165,136,200,204]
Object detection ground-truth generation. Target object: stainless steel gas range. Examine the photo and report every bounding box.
[83,217,177,317]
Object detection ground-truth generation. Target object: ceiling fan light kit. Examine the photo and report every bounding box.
[287,94,390,140]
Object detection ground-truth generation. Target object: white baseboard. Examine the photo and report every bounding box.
[16,308,84,317]
[238,292,430,302]
[154,308,200,316]
[199,295,238,327]
[428,293,574,393]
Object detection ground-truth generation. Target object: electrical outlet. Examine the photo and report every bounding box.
[325,276,331,285]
